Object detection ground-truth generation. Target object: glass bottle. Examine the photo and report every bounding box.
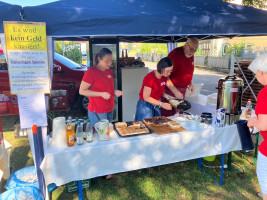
[85,119,93,143]
[83,117,87,139]
[125,49,128,57]
[74,117,79,134]
[66,118,75,147]
[245,99,252,118]
[76,121,84,145]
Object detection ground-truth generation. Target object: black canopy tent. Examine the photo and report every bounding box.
[1,0,267,121]
[1,0,267,42]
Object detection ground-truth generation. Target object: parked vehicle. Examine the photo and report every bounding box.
[0,49,89,113]
[52,53,88,113]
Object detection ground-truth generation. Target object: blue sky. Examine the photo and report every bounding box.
[1,0,58,7]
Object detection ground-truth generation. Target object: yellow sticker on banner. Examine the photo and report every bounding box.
[4,22,47,51]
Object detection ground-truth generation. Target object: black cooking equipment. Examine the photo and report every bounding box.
[170,99,191,111]
[200,112,213,124]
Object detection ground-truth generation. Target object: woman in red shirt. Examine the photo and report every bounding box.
[247,55,267,199]
[79,48,123,127]
[135,57,183,121]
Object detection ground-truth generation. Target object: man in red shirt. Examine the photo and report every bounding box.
[161,38,199,117]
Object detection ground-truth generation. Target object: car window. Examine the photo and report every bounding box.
[54,53,86,69]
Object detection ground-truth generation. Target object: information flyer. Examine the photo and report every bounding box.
[4,21,50,94]
[17,93,47,128]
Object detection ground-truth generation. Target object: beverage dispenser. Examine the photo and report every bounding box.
[216,75,243,125]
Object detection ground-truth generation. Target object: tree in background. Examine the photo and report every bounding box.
[226,42,246,57]
[135,43,168,54]
[64,42,82,64]
[55,41,82,64]
[195,46,205,56]
[55,41,63,55]
[223,0,266,9]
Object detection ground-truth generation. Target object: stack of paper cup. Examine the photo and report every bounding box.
[51,117,67,147]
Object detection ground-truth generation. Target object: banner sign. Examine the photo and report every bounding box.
[4,21,50,94]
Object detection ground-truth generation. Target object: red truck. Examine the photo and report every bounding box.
[0,49,88,113]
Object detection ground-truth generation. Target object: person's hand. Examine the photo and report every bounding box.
[101,92,111,100]
[175,92,183,100]
[188,83,195,95]
[247,116,258,128]
[115,90,124,97]
[161,102,172,110]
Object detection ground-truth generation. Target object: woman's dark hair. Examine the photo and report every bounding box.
[95,48,112,65]
[157,57,173,73]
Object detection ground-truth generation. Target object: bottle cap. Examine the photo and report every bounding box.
[87,119,90,122]
[248,99,251,101]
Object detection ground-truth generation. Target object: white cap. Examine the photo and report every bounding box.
[248,54,267,74]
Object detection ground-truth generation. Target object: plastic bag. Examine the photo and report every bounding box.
[5,166,39,190]
[0,186,44,200]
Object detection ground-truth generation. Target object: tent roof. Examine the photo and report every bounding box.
[0,2,22,27]
[1,0,267,42]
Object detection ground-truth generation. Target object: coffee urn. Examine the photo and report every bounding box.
[216,75,244,125]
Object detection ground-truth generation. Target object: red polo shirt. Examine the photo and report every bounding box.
[168,47,194,87]
[139,71,167,101]
[255,85,267,157]
[82,66,114,113]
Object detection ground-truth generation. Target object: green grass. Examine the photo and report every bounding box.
[0,112,261,200]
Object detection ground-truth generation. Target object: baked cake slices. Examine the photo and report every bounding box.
[143,116,171,126]
[114,121,149,136]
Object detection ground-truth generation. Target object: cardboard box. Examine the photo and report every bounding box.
[65,180,91,193]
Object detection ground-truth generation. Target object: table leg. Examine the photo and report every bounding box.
[254,132,259,163]
[227,152,232,171]
[198,158,203,170]
[78,180,83,200]
[219,154,226,186]
[198,154,225,186]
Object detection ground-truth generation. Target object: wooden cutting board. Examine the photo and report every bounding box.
[143,120,186,135]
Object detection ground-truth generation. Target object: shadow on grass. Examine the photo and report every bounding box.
[10,145,31,172]
[50,155,259,200]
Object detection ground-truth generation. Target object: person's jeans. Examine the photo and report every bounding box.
[135,99,161,121]
[88,110,113,128]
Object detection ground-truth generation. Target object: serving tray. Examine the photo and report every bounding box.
[114,121,152,137]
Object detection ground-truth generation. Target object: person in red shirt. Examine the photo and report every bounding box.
[79,48,123,128]
[161,38,199,117]
[247,55,267,200]
[135,57,183,121]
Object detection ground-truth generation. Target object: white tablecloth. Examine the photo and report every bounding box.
[41,122,241,186]
[39,94,242,186]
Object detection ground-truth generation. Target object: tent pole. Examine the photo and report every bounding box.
[230,49,235,75]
